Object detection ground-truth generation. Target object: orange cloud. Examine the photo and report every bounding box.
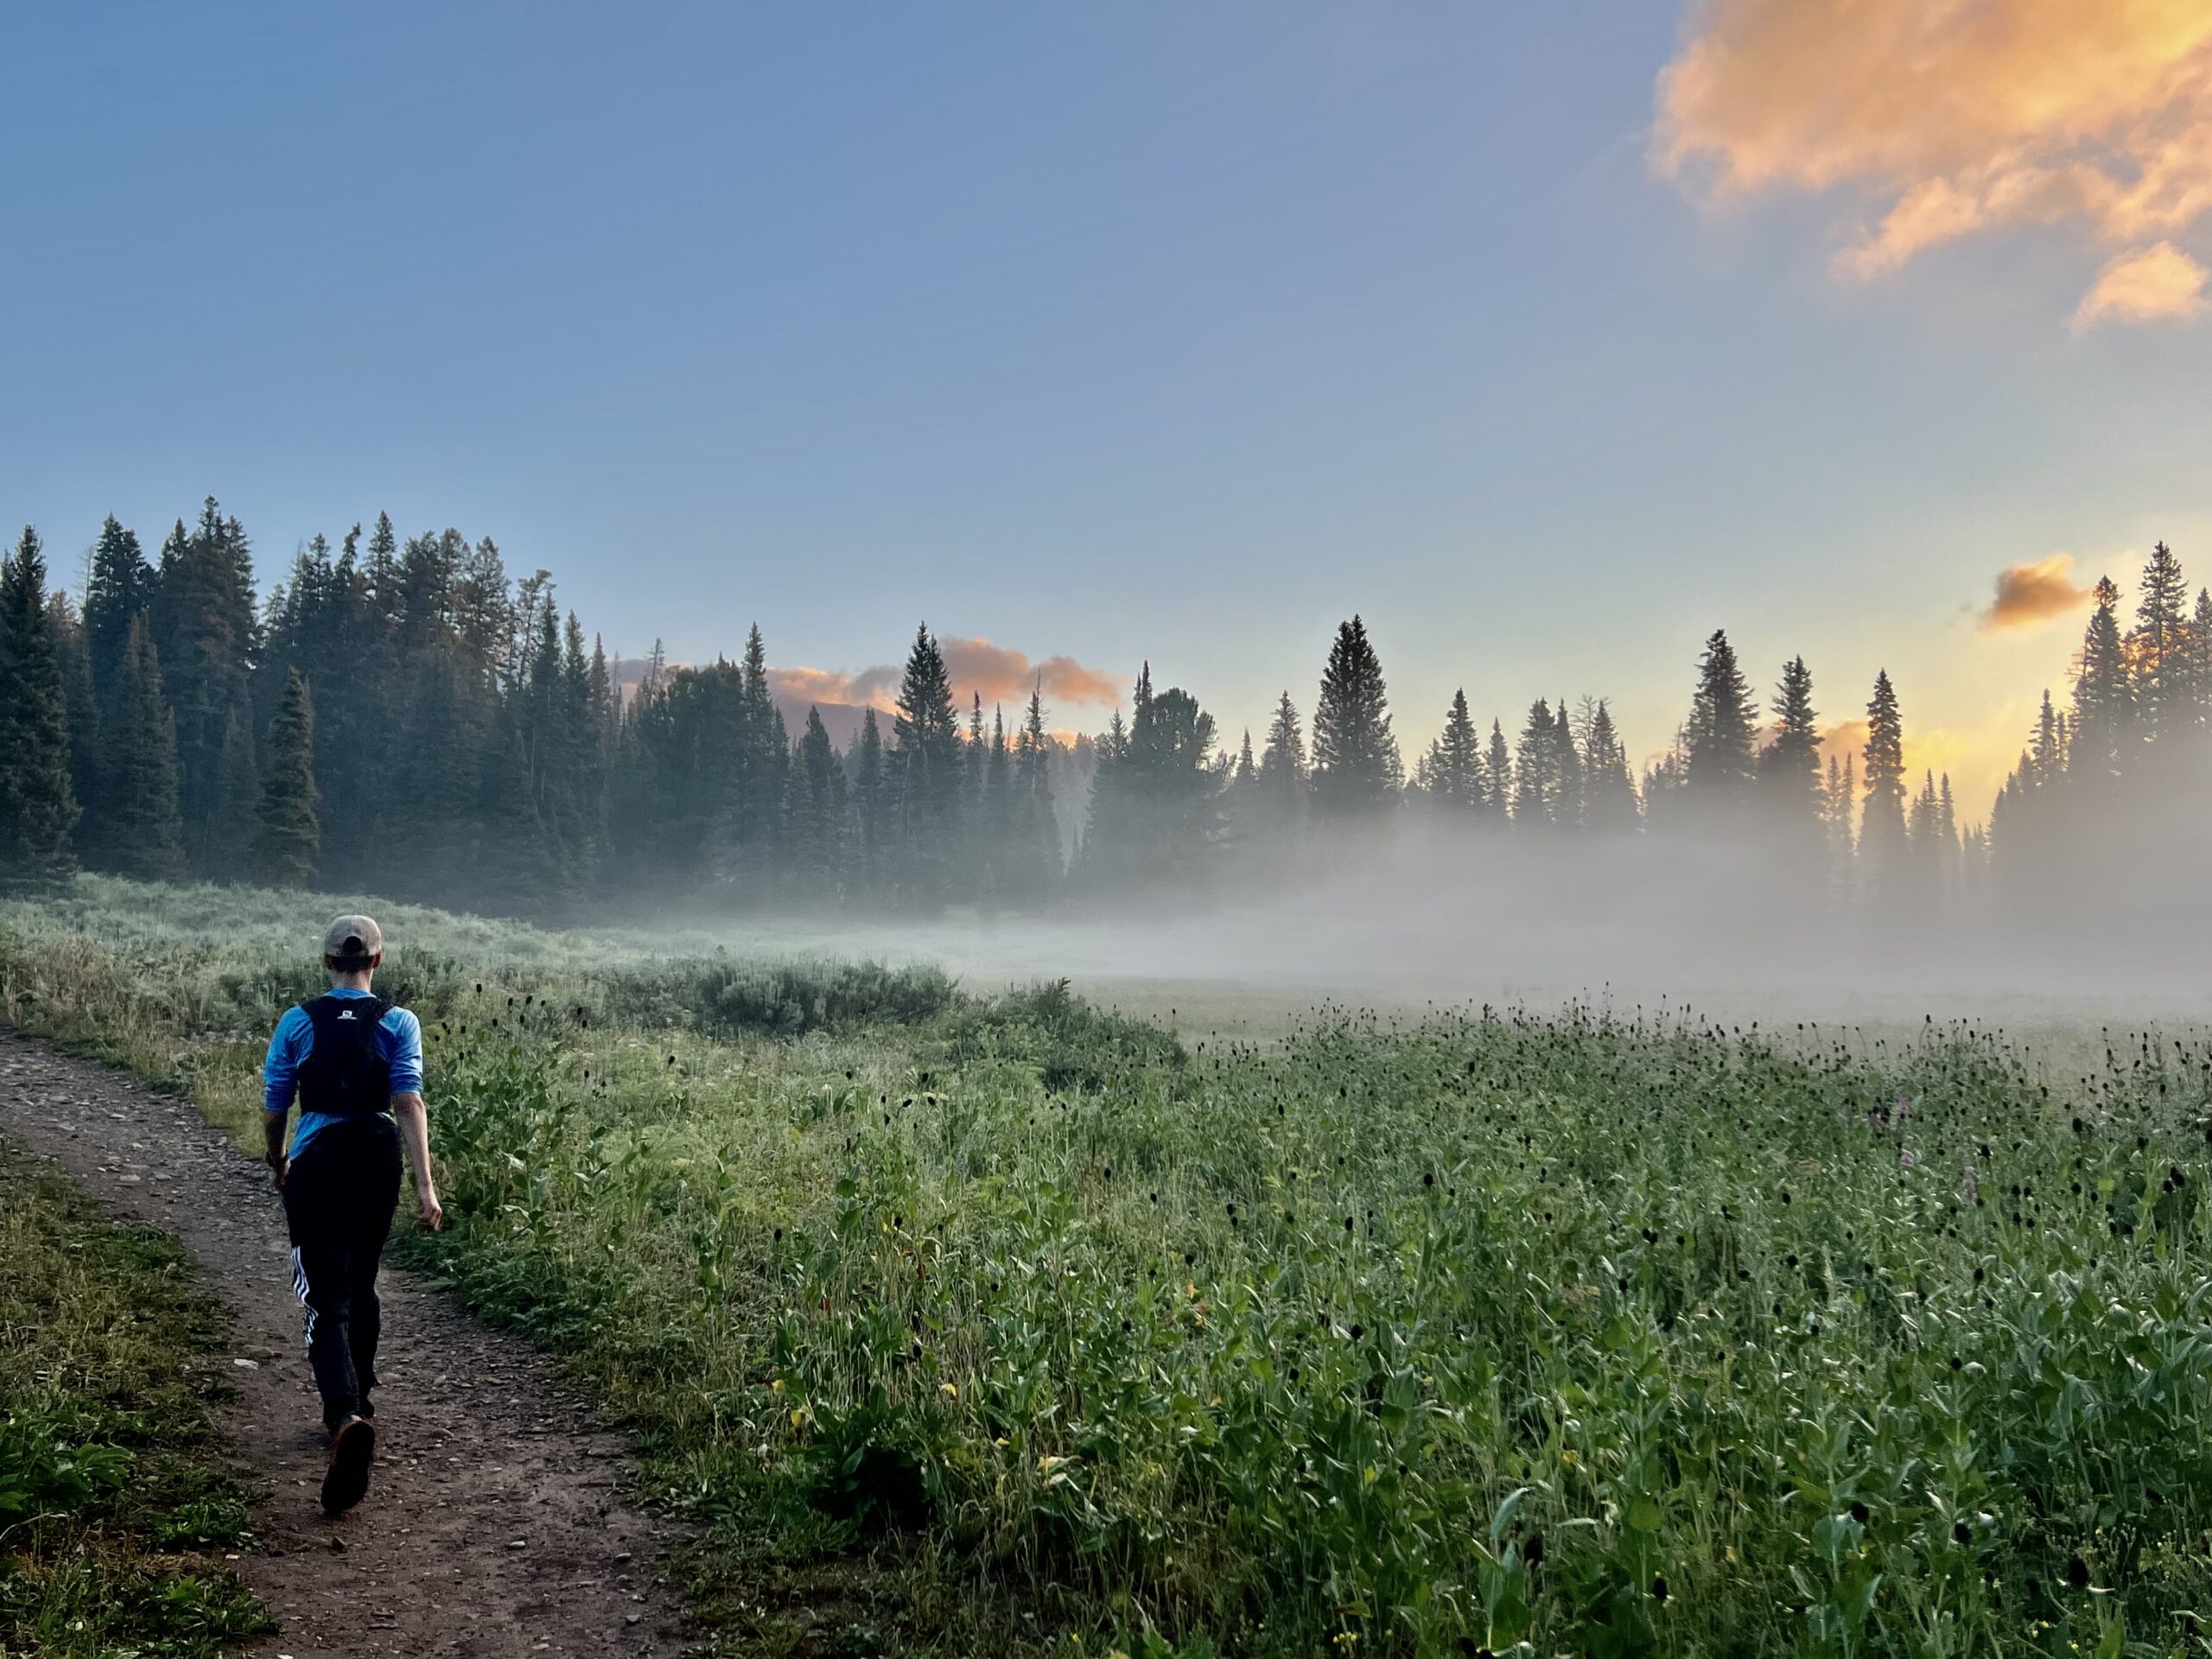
[1655,0,2212,321]
[1980,555,2096,632]
[767,637,1119,716]
[2072,240,2210,327]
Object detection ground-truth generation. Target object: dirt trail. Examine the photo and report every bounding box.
[0,1033,697,1658]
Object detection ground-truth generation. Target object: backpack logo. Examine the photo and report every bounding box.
[337,1009,358,1021]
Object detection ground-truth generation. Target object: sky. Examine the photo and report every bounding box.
[5,2,2210,820]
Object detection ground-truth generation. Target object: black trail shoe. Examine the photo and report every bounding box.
[321,1414,377,1516]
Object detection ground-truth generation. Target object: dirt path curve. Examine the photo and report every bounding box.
[0,1033,698,1658]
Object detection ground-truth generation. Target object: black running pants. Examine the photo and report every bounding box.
[280,1116,402,1431]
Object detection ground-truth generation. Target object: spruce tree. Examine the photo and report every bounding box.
[1311,617,1402,816]
[1550,700,1584,829]
[256,671,319,886]
[2071,575,2133,792]
[2132,542,2190,742]
[1429,690,1483,813]
[1483,719,1512,817]
[207,691,261,883]
[0,527,80,878]
[103,618,187,880]
[847,708,881,893]
[1859,670,1908,894]
[1513,699,1555,824]
[889,625,962,903]
[49,592,100,848]
[1685,629,1758,801]
[791,706,842,900]
[152,500,257,869]
[84,514,155,699]
[1580,699,1637,832]
[1016,683,1059,899]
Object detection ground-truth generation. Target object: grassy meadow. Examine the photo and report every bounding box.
[3,875,2212,1657]
[0,1143,271,1657]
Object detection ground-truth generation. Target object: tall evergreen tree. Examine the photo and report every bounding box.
[1014,683,1059,899]
[1424,689,1484,813]
[83,515,156,699]
[256,670,320,887]
[1311,617,1402,816]
[101,618,186,880]
[1579,698,1637,832]
[152,500,257,869]
[2131,542,2191,743]
[0,527,80,877]
[211,691,262,883]
[852,706,888,897]
[1513,699,1556,825]
[49,592,100,847]
[1550,700,1584,829]
[889,625,963,903]
[1684,629,1758,802]
[1859,670,1908,897]
[1483,719,1512,817]
[2071,575,2133,794]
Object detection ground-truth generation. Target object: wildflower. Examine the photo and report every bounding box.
[940,1382,958,1397]
[1900,1149,1916,1169]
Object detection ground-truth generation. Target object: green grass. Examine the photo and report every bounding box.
[6,874,2212,1658]
[0,1144,272,1658]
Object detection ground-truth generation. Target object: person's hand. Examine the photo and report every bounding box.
[417,1188,443,1232]
[268,1154,289,1192]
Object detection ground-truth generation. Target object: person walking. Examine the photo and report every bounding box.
[262,914,442,1516]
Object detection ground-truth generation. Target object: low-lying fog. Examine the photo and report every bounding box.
[639,822,2212,1045]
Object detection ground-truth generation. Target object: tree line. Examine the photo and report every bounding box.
[2,502,2206,925]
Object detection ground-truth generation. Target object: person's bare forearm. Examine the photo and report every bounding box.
[264,1109,289,1188]
[391,1091,443,1230]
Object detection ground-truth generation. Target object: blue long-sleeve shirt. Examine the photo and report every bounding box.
[264,988,424,1157]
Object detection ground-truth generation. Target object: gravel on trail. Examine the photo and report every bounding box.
[1,1033,698,1658]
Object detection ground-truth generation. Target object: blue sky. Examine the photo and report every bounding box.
[6,3,2209,814]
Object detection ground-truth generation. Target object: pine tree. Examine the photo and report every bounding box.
[1015,683,1059,899]
[202,692,259,883]
[152,500,257,870]
[1483,720,1512,817]
[889,625,962,904]
[1311,617,1402,816]
[1550,700,1583,829]
[2131,542,2190,743]
[1580,699,1637,832]
[49,593,100,849]
[853,705,887,896]
[84,515,156,699]
[1685,629,1758,802]
[791,706,843,901]
[0,527,81,877]
[255,668,319,887]
[2071,575,2133,793]
[102,618,187,880]
[1860,670,1908,897]
[1513,699,1556,824]
[1427,690,1483,813]
[1760,657,1819,799]
[2030,690,2064,785]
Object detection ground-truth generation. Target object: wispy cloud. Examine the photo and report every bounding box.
[1655,0,2212,322]
[1979,555,2095,632]
[2072,240,2211,327]
[767,637,1119,716]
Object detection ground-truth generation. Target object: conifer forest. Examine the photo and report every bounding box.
[4,499,2207,944]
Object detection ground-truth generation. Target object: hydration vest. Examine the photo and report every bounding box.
[296,994,395,1118]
